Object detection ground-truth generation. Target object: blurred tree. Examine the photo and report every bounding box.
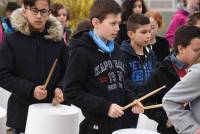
[0,0,7,7]
[0,0,7,16]
[51,0,93,30]
[0,0,22,16]
[16,0,23,5]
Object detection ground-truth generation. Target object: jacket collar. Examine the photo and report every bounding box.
[165,53,187,70]
[10,8,63,42]
[121,40,151,57]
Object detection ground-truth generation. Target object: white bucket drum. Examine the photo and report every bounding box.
[0,87,11,109]
[25,103,79,134]
[0,106,7,134]
[112,128,160,134]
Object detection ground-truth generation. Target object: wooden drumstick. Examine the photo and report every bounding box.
[144,104,162,110]
[43,59,58,90]
[122,85,166,110]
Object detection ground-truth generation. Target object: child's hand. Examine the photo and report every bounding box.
[131,100,144,114]
[33,85,47,100]
[194,129,200,134]
[166,119,172,128]
[108,104,124,118]
[52,88,64,105]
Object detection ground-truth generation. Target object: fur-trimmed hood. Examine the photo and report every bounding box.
[10,8,63,42]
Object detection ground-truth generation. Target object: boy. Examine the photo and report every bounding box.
[0,0,67,133]
[162,26,200,134]
[120,13,156,127]
[63,0,144,134]
[142,25,200,134]
[121,14,156,94]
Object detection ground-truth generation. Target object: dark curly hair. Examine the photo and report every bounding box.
[121,0,147,22]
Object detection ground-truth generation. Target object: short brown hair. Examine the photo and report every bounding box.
[73,19,93,35]
[145,10,163,28]
[24,0,51,8]
[50,3,70,20]
[127,14,150,32]
[90,0,121,23]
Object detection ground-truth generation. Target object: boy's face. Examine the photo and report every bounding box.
[24,0,50,32]
[92,13,121,42]
[128,24,151,47]
[178,38,200,66]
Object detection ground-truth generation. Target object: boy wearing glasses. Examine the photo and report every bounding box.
[0,0,67,133]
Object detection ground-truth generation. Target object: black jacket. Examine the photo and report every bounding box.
[142,56,180,134]
[115,23,128,45]
[64,30,137,134]
[147,36,170,62]
[0,9,68,129]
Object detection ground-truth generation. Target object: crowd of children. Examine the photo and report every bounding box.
[0,0,200,134]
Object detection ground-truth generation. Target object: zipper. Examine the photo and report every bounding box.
[108,53,120,89]
[137,54,147,82]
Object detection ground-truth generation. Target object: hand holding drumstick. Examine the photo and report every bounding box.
[108,100,144,119]
[108,85,166,118]
[33,59,59,102]
[52,88,64,105]
[33,85,47,100]
[122,85,166,114]
[131,99,144,114]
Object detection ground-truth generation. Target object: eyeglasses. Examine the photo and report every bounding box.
[27,8,49,17]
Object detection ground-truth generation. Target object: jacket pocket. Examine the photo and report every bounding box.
[80,118,110,134]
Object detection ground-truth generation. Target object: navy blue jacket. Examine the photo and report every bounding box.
[121,40,157,91]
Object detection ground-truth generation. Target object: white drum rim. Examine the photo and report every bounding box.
[28,103,79,115]
[113,128,159,134]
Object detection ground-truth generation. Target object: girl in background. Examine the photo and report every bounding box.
[145,10,170,62]
[116,0,147,45]
[164,0,199,48]
[51,3,71,44]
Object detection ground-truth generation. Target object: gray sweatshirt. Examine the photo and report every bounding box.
[162,63,200,134]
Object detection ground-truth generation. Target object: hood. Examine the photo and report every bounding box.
[69,30,100,51]
[175,8,189,16]
[121,40,136,56]
[157,55,179,78]
[121,40,151,57]
[10,8,63,42]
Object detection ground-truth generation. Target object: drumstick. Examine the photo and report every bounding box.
[43,59,58,90]
[144,104,162,110]
[122,85,166,110]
